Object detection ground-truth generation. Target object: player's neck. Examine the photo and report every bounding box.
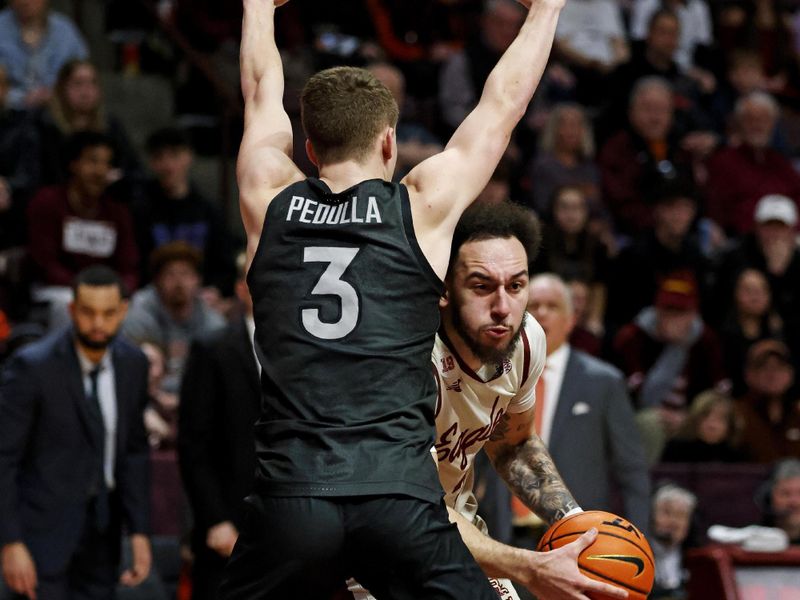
[318,158,389,193]
[441,317,483,372]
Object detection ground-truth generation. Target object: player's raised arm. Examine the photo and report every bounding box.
[239,0,303,259]
[402,0,562,243]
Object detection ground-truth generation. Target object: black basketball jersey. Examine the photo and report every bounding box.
[247,178,444,502]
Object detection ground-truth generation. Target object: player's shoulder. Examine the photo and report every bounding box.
[432,331,449,363]
[520,312,546,367]
[522,313,546,349]
[571,348,624,383]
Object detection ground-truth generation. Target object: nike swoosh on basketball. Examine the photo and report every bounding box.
[586,555,645,576]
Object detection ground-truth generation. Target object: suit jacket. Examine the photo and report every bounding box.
[548,348,651,532]
[0,328,150,575]
[178,318,261,541]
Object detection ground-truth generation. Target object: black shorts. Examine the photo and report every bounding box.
[217,494,498,600]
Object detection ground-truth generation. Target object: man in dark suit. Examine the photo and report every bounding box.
[0,266,151,599]
[178,255,260,600]
[527,273,651,531]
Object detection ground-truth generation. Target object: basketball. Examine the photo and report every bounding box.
[536,510,655,600]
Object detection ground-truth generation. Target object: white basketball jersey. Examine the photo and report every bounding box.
[432,314,546,523]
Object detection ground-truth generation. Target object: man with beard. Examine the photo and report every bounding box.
[26,131,139,329]
[349,203,626,600]
[123,241,226,404]
[0,265,151,599]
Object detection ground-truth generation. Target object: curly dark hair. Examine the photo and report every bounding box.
[449,201,541,275]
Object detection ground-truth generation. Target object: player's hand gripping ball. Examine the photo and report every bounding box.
[537,511,655,600]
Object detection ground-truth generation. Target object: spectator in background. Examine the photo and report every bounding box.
[0,62,40,249]
[709,50,784,141]
[139,341,177,450]
[133,128,235,297]
[123,241,225,402]
[714,194,800,345]
[366,62,442,180]
[439,0,526,132]
[532,185,614,337]
[598,77,701,236]
[0,266,151,599]
[649,484,697,599]
[661,390,746,463]
[762,459,800,545]
[565,277,603,357]
[716,0,798,102]
[607,182,710,331]
[527,273,651,531]
[474,155,516,205]
[735,339,800,463]
[525,103,600,215]
[720,268,785,396]
[613,272,729,463]
[552,0,629,106]
[0,0,88,110]
[704,92,800,236]
[603,9,707,140]
[36,59,141,188]
[178,252,260,600]
[26,131,139,328]
[629,0,713,76]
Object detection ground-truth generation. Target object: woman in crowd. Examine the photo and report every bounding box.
[526,103,601,215]
[720,268,785,395]
[533,185,616,336]
[36,59,141,187]
[661,390,747,463]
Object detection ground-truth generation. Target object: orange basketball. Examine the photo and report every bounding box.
[536,510,655,600]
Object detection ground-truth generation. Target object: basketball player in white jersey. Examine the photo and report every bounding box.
[351,203,627,599]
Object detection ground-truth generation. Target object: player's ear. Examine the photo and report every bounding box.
[381,127,395,162]
[439,289,450,309]
[305,139,319,167]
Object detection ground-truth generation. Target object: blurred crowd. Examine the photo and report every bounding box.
[1,0,800,597]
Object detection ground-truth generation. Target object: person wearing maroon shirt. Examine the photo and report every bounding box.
[704,91,800,236]
[27,131,139,294]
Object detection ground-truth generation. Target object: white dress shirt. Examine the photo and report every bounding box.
[76,346,117,489]
[539,343,571,448]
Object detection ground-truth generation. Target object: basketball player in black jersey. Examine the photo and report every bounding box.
[220,0,565,598]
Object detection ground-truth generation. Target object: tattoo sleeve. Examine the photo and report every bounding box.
[488,415,578,525]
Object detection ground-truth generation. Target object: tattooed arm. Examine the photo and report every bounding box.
[446,506,626,598]
[484,406,579,525]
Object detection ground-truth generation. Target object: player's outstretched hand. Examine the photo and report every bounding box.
[523,529,628,599]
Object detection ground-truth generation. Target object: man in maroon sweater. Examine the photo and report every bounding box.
[704,91,800,236]
[27,131,139,294]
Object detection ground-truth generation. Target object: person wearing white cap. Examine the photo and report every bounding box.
[714,193,800,338]
[754,193,799,229]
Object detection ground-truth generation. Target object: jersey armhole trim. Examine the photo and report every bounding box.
[520,327,531,387]
[399,184,445,294]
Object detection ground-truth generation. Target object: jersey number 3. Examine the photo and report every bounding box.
[302,247,360,340]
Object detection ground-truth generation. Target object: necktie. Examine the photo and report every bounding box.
[87,367,110,532]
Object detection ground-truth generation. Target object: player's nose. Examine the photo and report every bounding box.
[491,289,511,319]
